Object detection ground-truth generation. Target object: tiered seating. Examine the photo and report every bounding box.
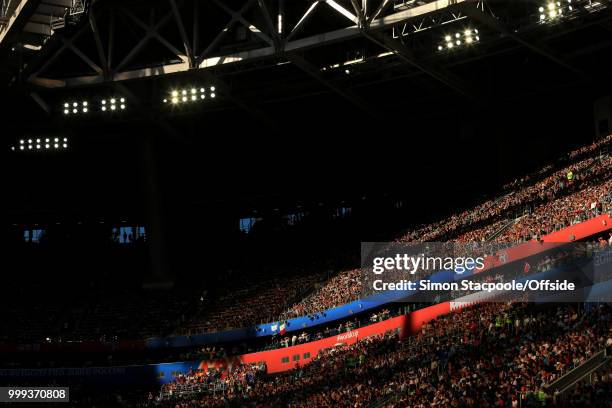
[2,135,610,344]
[180,275,316,335]
[280,136,612,320]
[147,302,611,407]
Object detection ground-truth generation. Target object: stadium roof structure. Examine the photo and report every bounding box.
[1,0,612,130]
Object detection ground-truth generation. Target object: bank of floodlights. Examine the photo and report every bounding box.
[63,101,88,115]
[539,0,573,21]
[163,86,216,105]
[437,28,480,51]
[101,97,126,112]
[62,97,126,115]
[11,137,69,152]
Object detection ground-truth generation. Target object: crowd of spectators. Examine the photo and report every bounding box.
[157,361,267,402]
[144,301,611,407]
[277,135,612,321]
[279,269,363,320]
[3,136,610,345]
[558,365,612,407]
[180,275,317,335]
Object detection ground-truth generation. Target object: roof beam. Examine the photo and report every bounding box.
[168,0,193,67]
[287,53,379,117]
[26,0,476,88]
[362,29,475,98]
[0,0,37,45]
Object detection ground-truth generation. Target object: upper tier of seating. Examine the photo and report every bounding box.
[1,135,610,343]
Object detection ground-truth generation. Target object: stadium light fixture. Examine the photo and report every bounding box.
[165,87,216,105]
[12,137,69,152]
[539,0,574,21]
[101,97,126,112]
[64,101,88,115]
[439,28,479,51]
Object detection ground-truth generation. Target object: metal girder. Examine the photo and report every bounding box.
[30,91,50,114]
[285,1,320,42]
[115,10,182,73]
[168,0,193,67]
[462,6,586,77]
[287,53,379,116]
[195,0,257,64]
[211,0,273,46]
[257,0,277,40]
[0,0,36,44]
[324,0,360,25]
[30,21,89,77]
[362,28,475,98]
[60,33,102,73]
[29,0,472,88]
[89,10,107,76]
